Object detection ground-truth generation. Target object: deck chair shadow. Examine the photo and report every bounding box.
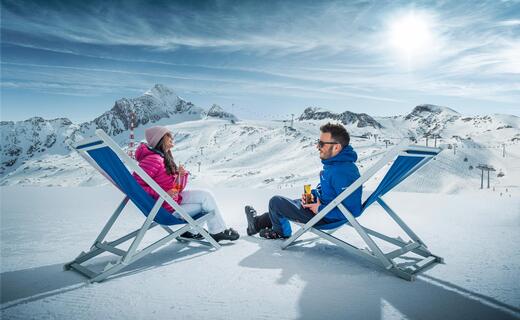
[282,141,444,281]
[64,129,221,283]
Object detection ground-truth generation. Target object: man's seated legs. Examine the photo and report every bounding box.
[245,195,326,239]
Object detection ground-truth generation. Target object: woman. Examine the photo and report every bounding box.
[132,126,239,242]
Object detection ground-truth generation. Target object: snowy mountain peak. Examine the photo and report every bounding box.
[144,84,180,103]
[406,104,460,119]
[399,104,463,137]
[302,107,328,114]
[207,104,225,113]
[145,84,176,97]
[299,107,383,129]
[84,84,204,136]
[18,116,72,126]
[206,104,238,121]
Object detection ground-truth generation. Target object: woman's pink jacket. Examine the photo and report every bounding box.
[132,143,187,213]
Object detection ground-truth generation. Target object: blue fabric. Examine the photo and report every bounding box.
[361,155,424,211]
[87,146,199,226]
[316,219,349,230]
[314,145,363,221]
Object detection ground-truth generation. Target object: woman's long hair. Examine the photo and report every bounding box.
[155,133,178,176]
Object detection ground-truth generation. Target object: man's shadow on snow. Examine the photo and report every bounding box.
[239,236,519,320]
[0,240,218,308]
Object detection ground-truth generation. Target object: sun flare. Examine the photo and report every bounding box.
[388,11,436,61]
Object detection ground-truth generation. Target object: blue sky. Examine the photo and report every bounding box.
[1,0,519,122]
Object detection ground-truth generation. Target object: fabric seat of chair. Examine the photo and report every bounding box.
[315,219,349,230]
[361,152,431,212]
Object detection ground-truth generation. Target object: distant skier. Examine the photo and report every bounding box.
[244,122,362,239]
[133,126,239,242]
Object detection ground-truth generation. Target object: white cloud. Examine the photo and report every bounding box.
[496,19,520,26]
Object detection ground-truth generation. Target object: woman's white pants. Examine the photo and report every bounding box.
[173,189,227,234]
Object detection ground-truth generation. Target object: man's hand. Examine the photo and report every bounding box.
[300,193,313,204]
[302,197,321,215]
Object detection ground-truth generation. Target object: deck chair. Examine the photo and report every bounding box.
[281,141,444,281]
[64,129,220,283]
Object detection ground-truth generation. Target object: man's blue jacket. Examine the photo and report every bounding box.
[312,145,363,221]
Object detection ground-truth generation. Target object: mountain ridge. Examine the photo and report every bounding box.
[1,85,518,180]
[0,84,216,174]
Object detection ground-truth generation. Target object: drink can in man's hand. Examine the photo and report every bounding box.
[304,184,312,204]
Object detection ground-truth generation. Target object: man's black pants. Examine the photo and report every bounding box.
[255,195,332,237]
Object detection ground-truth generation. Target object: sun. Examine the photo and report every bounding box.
[388,11,436,62]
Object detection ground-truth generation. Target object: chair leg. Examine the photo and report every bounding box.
[377,198,426,247]
[123,199,164,263]
[337,204,394,269]
[286,222,340,246]
[91,196,129,249]
[64,223,158,271]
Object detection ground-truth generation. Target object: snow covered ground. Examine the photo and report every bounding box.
[1,185,519,319]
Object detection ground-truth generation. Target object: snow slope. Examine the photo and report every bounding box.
[2,118,519,195]
[1,186,519,319]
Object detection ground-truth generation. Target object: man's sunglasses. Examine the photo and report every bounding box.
[317,140,339,148]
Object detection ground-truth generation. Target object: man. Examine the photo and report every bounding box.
[244,122,362,239]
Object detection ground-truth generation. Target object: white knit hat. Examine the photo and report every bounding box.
[145,126,171,148]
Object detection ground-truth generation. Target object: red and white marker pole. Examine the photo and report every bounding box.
[128,112,136,159]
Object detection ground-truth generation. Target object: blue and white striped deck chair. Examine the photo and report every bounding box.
[281,142,444,281]
[64,129,220,283]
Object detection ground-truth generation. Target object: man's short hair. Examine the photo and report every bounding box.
[320,122,350,147]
